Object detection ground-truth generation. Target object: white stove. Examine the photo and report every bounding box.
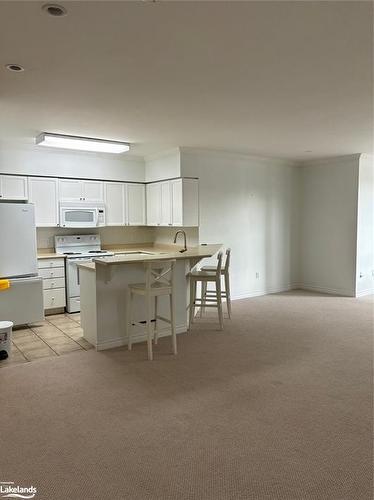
[55,235,114,312]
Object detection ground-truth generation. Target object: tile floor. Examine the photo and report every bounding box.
[0,313,92,368]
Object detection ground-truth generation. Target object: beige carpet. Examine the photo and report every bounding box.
[1,291,372,500]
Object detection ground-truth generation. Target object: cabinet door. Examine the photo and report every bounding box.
[104,182,125,226]
[160,181,172,226]
[171,179,183,226]
[59,179,82,201]
[146,183,161,226]
[82,180,104,202]
[127,184,146,226]
[28,177,59,227]
[0,175,28,200]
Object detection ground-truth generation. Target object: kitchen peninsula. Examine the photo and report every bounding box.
[78,243,222,350]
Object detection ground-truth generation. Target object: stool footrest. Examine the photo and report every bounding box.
[156,315,171,324]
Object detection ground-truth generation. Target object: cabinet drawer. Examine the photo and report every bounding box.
[43,288,66,309]
[39,267,65,279]
[43,277,65,290]
[38,258,65,269]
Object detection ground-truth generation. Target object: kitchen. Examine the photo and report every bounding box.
[0,166,223,362]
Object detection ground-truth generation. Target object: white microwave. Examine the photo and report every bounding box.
[59,202,106,228]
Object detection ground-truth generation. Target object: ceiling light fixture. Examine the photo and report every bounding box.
[36,133,130,154]
[42,3,67,17]
[5,64,25,72]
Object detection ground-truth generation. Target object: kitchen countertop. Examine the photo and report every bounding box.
[77,244,222,271]
[37,242,172,260]
[37,249,65,259]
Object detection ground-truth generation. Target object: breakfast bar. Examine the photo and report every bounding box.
[78,244,222,350]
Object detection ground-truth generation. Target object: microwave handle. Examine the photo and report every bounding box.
[94,208,99,226]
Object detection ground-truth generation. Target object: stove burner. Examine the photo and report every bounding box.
[88,250,107,254]
[63,252,81,255]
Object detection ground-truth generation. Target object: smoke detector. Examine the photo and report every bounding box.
[42,4,67,17]
[5,64,25,72]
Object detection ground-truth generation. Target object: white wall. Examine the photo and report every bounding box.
[356,154,374,296]
[0,141,145,182]
[181,149,299,299]
[299,155,360,296]
[145,148,181,182]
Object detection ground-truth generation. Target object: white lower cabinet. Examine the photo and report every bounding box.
[43,288,66,310]
[38,258,66,311]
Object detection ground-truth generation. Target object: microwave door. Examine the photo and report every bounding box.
[61,208,98,228]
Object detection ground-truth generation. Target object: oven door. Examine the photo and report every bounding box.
[60,207,98,228]
[66,258,92,298]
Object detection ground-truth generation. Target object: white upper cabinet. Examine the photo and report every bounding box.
[160,181,172,226]
[146,178,199,227]
[59,179,104,202]
[82,180,104,202]
[171,179,183,226]
[104,182,125,226]
[127,184,146,226]
[175,178,199,227]
[0,175,28,200]
[28,177,59,227]
[105,182,146,226]
[146,183,162,226]
[58,179,82,201]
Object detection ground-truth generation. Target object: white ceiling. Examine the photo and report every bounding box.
[0,1,372,160]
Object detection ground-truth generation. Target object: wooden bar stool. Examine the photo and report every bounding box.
[188,251,224,330]
[201,248,232,318]
[127,259,177,361]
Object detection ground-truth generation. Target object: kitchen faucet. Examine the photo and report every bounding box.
[173,230,187,253]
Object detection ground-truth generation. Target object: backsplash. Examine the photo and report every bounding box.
[37,226,155,249]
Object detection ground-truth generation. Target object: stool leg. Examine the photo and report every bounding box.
[147,295,153,361]
[170,292,177,355]
[154,295,159,345]
[189,278,196,330]
[225,271,232,319]
[216,278,224,331]
[127,289,133,351]
[200,281,207,318]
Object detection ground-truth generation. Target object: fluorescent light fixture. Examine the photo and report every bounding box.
[36,133,130,154]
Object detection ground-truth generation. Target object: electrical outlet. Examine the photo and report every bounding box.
[255,272,260,279]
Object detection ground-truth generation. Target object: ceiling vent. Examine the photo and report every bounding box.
[42,4,67,17]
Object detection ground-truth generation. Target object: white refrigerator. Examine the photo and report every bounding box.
[0,203,44,326]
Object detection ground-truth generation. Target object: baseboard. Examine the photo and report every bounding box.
[231,283,298,301]
[95,324,187,351]
[297,283,355,297]
[355,288,374,298]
